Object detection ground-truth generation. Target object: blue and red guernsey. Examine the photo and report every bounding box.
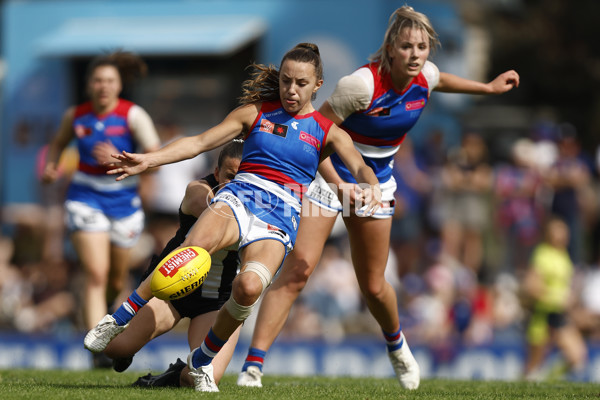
[67,98,141,218]
[73,99,136,175]
[331,62,430,183]
[238,100,332,200]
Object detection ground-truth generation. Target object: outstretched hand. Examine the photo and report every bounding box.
[489,70,520,94]
[106,151,149,181]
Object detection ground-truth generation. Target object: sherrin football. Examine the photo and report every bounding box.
[151,246,211,301]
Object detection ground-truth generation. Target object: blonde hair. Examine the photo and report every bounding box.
[369,6,440,75]
[239,43,323,105]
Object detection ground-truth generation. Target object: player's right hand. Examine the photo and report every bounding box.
[41,162,59,184]
[106,151,149,181]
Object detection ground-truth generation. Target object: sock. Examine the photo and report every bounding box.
[112,290,148,326]
[192,328,227,368]
[242,347,266,372]
[383,326,404,352]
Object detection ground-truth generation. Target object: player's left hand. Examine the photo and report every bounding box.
[489,70,520,94]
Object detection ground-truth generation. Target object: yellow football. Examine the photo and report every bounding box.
[150,246,211,301]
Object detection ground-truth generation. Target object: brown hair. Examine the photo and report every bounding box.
[369,6,440,75]
[86,50,148,87]
[239,43,323,105]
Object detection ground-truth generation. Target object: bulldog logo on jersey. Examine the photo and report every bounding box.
[259,118,288,138]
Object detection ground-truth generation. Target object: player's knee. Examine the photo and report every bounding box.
[233,261,273,304]
[360,280,387,300]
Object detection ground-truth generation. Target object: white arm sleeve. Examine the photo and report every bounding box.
[422,60,440,94]
[128,105,161,151]
[327,67,374,120]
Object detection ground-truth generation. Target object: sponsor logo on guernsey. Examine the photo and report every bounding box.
[299,131,320,150]
[405,99,426,111]
[366,107,391,117]
[105,126,127,136]
[291,121,299,130]
[74,125,92,138]
[159,247,199,278]
[260,119,288,138]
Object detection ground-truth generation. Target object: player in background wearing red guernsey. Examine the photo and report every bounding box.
[41,52,160,368]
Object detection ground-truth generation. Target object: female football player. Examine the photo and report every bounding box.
[41,51,160,367]
[238,5,520,390]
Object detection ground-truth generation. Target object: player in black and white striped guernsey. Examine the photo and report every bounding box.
[100,140,243,388]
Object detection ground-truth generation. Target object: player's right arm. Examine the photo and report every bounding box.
[108,103,259,181]
[42,107,76,183]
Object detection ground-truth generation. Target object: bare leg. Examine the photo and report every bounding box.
[211,239,286,341]
[343,215,399,332]
[107,244,132,305]
[184,311,242,386]
[72,231,111,329]
[248,202,337,352]
[554,324,587,372]
[104,297,180,359]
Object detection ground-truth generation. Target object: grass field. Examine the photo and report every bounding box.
[1,369,599,400]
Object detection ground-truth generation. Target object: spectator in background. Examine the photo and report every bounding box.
[543,125,591,265]
[494,138,545,274]
[41,51,161,367]
[522,216,587,380]
[390,137,432,277]
[438,132,494,273]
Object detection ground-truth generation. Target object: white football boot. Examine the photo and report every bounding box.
[84,314,128,353]
[187,348,219,392]
[387,332,420,390]
[237,365,264,387]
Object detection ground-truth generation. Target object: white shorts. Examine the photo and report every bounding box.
[212,190,293,253]
[306,172,397,219]
[65,200,145,248]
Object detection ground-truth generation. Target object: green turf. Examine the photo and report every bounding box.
[0,369,599,399]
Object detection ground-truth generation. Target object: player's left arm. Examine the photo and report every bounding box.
[435,70,520,95]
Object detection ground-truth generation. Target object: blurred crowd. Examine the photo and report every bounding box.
[3,117,600,375]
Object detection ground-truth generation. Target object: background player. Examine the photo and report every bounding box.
[41,51,160,367]
[237,5,520,390]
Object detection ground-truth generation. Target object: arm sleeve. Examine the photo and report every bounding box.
[422,60,440,94]
[128,105,161,151]
[327,67,374,120]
